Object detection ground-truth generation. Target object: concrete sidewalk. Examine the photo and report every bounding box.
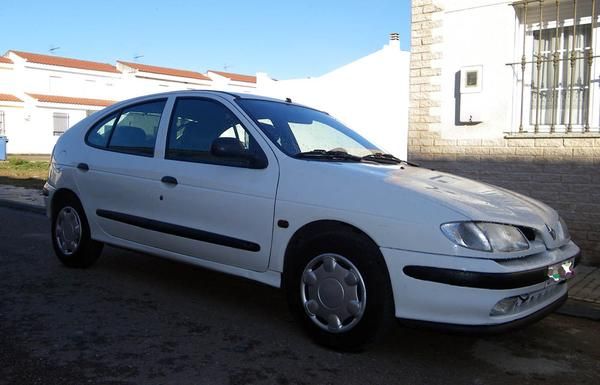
[0,184,599,321]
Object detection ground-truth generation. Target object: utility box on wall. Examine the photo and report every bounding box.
[459,65,483,123]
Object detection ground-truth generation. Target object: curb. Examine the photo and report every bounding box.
[556,299,600,321]
[0,198,45,215]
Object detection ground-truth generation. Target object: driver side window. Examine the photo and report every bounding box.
[165,97,263,167]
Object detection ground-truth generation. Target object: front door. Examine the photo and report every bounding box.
[152,96,279,272]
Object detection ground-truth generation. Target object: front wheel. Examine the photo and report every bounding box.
[51,196,103,268]
[285,231,394,351]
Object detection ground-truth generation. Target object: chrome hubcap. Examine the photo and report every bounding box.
[300,253,366,333]
[55,206,82,255]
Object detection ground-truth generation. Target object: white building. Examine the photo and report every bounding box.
[255,34,410,159]
[0,51,257,154]
[1,35,409,156]
[116,61,213,98]
[409,0,600,264]
[420,0,600,137]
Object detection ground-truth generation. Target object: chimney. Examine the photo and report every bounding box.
[389,32,400,49]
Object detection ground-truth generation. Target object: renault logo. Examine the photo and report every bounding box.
[545,224,557,240]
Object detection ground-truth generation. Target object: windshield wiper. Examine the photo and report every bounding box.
[361,152,419,166]
[294,149,361,162]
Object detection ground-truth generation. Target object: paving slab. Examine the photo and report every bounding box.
[0,184,45,213]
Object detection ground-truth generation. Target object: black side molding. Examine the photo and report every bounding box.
[403,265,548,290]
[96,209,260,252]
[403,252,580,290]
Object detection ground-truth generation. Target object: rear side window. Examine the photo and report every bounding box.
[85,99,166,157]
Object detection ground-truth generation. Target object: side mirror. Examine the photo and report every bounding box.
[210,137,268,169]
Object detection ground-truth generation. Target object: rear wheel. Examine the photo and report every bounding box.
[285,230,394,351]
[51,195,103,268]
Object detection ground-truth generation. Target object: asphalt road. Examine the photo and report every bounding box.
[1,206,599,385]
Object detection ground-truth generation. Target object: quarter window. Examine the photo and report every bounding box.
[87,113,117,148]
[166,98,264,167]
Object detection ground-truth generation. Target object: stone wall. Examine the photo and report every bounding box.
[409,0,600,265]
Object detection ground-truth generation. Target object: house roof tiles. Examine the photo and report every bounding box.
[209,70,257,83]
[27,93,116,107]
[0,93,23,102]
[118,61,211,81]
[10,51,119,73]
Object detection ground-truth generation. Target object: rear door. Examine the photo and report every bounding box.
[151,96,279,271]
[74,98,170,243]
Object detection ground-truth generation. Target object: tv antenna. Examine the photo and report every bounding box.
[49,46,60,55]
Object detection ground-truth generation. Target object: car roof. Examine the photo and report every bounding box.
[104,90,320,115]
[135,90,284,103]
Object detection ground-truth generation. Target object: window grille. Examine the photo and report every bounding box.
[511,0,598,133]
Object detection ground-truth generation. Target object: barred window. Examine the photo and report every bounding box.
[512,0,598,134]
[530,24,591,128]
[53,112,69,136]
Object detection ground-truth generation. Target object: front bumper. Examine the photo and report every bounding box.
[42,181,56,218]
[381,241,579,328]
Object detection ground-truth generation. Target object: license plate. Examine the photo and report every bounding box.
[547,258,575,285]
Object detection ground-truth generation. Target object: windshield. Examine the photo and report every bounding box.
[236,99,381,158]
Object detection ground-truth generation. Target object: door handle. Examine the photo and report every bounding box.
[161,176,178,185]
[77,163,89,171]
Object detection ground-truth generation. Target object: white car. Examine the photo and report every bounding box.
[45,91,579,350]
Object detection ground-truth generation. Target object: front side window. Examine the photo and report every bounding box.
[236,99,380,158]
[53,112,69,136]
[86,99,166,156]
[166,97,265,167]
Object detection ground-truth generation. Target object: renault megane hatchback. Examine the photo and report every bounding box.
[45,90,579,350]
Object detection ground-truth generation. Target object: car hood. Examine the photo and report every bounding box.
[383,165,558,228]
[279,160,565,253]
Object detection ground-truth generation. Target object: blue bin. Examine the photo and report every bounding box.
[0,136,7,161]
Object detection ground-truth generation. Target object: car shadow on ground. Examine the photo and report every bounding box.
[74,245,599,383]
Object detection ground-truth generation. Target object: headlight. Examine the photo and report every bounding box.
[441,222,529,252]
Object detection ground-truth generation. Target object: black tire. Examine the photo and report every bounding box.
[51,194,103,268]
[284,229,394,351]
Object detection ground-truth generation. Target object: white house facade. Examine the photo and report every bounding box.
[409,0,600,264]
[430,0,600,138]
[0,51,257,154]
[0,35,409,157]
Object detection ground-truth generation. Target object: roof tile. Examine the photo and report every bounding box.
[210,70,256,83]
[0,57,13,64]
[27,93,116,107]
[118,61,211,81]
[0,93,23,102]
[11,51,119,73]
